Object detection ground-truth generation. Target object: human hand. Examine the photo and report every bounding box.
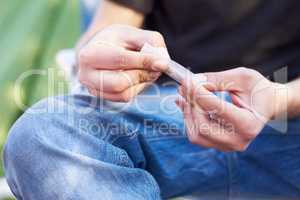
[176,67,287,151]
[78,24,168,102]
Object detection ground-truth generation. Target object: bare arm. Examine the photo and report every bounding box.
[285,78,300,118]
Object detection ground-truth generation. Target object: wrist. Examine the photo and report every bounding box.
[284,80,300,118]
[269,82,290,120]
[269,80,300,120]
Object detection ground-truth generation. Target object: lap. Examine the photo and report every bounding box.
[7,85,228,198]
[5,84,300,199]
[234,118,300,199]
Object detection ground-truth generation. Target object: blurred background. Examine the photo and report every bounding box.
[0,0,81,198]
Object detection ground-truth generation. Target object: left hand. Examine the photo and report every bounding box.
[176,67,286,152]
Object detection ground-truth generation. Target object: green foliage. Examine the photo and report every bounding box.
[0,0,80,179]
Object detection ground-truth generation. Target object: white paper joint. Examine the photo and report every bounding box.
[141,43,207,85]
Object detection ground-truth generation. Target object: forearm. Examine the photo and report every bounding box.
[272,78,300,119]
[76,0,145,50]
[286,78,300,118]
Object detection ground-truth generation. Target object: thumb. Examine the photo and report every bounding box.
[201,68,245,92]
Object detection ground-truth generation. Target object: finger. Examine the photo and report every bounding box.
[184,82,258,149]
[88,82,150,102]
[190,106,246,152]
[80,68,160,93]
[203,67,258,92]
[177,86,186,101]
[175,98,214,148]
[175,97,192,118]
[181,82,254,151]
[122,28,167,49]
[80,44,168,71]
[92,25,166,50]
[181,79,252,128]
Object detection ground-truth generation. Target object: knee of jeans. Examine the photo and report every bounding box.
[3,98,57,197]
[3,95,127,171]
[3,96,71,172]
[2,95,137,198]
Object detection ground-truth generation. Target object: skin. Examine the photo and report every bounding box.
[77,1,168,102]
[78,24,168,102]
[76,0,145,49]
[176,68,300,152]
[77,0,300,151]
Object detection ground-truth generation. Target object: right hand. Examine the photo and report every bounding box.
[77,24,168,102]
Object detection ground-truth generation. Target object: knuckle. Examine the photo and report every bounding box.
[78,69,88,86]
[78,48,90,67]
[187,132,199,145]
[141,55,153,69]
[237,67,250,77]
[241,123,260,140]
[111,84,125,93]
[152,31,163,40]
[236,67,258,80]
[105,24,136,38]
[120,92,133,103]
[236,67,249,73]
[114,51,128,67]
[242,134,254,144]
[121,72,135,89]
[150,31,165,46]
[243,130,255,141]
[137,71,147,82]
[111,79,128,93]
[108,75,127,93]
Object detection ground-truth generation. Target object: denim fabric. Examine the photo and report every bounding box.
[3,84,300,200]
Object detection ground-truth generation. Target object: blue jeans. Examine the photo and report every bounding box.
[3,85,300,200]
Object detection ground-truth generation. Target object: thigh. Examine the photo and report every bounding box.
[66,85,230,199]
[125,85,229,199]
[4,87,229,199]
[4,95,162,200]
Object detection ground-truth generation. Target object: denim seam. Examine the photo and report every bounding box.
[227,153,240,200]
[227,153,233,200]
